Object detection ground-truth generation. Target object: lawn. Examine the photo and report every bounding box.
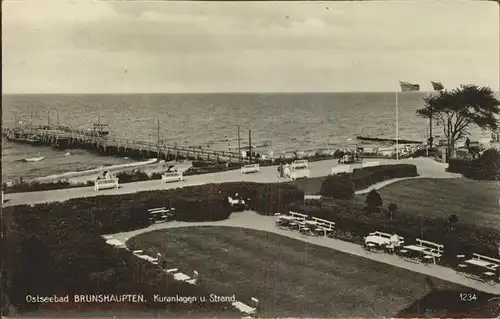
[355,178,500,230]
[127,226,495,318]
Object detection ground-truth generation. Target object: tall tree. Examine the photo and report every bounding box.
[416,85,500,160]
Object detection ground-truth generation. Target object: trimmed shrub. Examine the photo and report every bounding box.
[365,190,383,213]
[449,149,500,181]
[319,175,355,199]
[115,170,150,183]
[387,203,398,219]
[3,180,92,194]
[350,164,418,190]
[447,159,472,174]
[3,226,240,316]
[288,200,500,268]
[468,149,500,181]
[2,181,303,316]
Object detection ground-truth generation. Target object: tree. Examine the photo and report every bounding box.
[387,203,398,219]
[365,189,383,213]
[448,214,459,231]
[417,85,500,161]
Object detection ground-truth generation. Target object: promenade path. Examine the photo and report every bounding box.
[3,157,459,207]
[109,211,500,295]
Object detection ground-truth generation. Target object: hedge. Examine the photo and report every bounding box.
[319,164,418,198]
[2,181,304,315]
[288,199,500,268]
[2,224,240,316]
[448,149,500,181]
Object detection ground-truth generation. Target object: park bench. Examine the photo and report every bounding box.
[161,171,183,183]
[185,270,199,285]
[94,178,119,191]
[291,159,308,169]
[403,238,443,264]
[365,231,391,250]
[459,253,500,282]
[148,207,173,223]
[289,211,308,221]
[232,297,258,316]
[362,161,380,168]
[285,167,310,180]
[105,238,127,249]
[331,165,352,175]
[312,217,336,237]
[241,163,260,174]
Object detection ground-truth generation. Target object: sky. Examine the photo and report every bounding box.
[2,0,499,94]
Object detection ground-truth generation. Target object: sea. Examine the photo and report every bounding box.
[1,92,495,182]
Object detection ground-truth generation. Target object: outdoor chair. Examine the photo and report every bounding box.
[186,270,199,285]
[365,242,377,251]
[299,226,313,236]
[422,255,434,265]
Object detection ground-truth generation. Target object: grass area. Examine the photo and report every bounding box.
[288,176,326,194]
[355,178,500,230]
[127,226,494,318]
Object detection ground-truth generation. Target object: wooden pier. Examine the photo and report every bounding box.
[2,124,245,162]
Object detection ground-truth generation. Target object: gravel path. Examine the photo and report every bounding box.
[3,157,460,206]
[108,211,500,295]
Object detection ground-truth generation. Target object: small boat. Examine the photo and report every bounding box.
[24,156,45,162]
[64,151,71,156]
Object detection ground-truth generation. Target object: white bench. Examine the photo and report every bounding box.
[285,167,310,180]
[291,160,308,169]
[228,196,246,205]
[161,172,183,183]
[331,165,352,175]
[362,161,380,168]
[148,207,173,223]
[232,297,258,316]
[289,211,307,221]
[94,178,119,191]
[241,164,260,174]
[416,238,444,263]
[312,217,336,237]
[472,253,500,267]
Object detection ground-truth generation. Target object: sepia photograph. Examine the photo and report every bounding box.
[2,0,500,318]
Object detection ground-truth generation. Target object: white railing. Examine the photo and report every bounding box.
[94,178,119,191]
[331,165,352,175]
[241,164,260,174]
[362,161,380,168]
[291,160,308,169]
[161,172,184,183]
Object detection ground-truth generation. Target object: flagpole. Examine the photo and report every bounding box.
[396,90,399,160]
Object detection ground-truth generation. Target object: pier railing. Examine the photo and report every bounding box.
[3,125,245,161]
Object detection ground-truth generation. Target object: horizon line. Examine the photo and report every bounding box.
[7,90,499,95]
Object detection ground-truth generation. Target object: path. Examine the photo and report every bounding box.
[109,211,500,295]
[3,157,460,207]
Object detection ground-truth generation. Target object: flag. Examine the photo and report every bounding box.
[399,81,420,92]
[431,81,444,91]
